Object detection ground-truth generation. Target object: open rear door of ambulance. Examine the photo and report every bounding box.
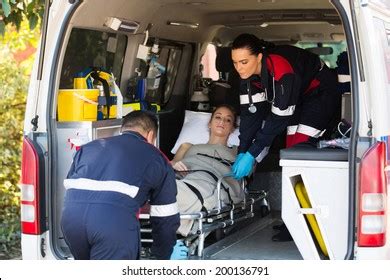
[349,0,390,260]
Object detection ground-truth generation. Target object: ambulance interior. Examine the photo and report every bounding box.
[53,0,352,260]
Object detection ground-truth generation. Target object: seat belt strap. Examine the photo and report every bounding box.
[183,181,207,212]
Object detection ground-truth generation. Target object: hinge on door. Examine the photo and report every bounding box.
[367,120,373,137]
[40,237,46,258]
[31,115,39,131]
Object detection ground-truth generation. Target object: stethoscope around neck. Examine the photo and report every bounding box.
[247,55,276,114]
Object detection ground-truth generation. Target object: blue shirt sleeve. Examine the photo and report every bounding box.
[143,155,180,260]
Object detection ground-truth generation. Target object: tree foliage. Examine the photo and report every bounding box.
[0,19,40,259]
[1,0,44,34]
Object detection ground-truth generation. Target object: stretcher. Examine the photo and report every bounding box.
[139,174,268,258]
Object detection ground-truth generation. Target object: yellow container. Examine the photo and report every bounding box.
[58,89,99,121]
[73,72,93,89]
[73,77,89,89]
[102,105,117,119]
[122,103,161,116]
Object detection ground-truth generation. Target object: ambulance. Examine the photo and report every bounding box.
[20,0,390,260]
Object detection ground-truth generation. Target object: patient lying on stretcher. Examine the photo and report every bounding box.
[171,105,244,236]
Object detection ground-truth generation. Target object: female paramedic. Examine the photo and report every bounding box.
[230,33,339,241]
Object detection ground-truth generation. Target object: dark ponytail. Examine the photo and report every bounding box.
[232,33,275,55]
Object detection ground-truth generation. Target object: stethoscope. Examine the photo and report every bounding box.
[247,54,276,114]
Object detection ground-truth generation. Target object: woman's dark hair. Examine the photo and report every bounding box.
[210,104,238,128]
[232,33,275,55]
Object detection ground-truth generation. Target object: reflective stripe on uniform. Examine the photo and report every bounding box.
[240,92,267,104]
[338,74,351,83]
[287,125,298,135]
[64,178,139,198]
[255,146,270,162]
[271,105,296,116]
[296,124,325,138]
[150,202,179,217]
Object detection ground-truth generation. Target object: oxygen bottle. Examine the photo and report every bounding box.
[146,40,166,103]
[147,40,162,91]
[109,75,123,119]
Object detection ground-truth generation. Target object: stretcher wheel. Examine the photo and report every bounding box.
[214,228,225,241]
[259,205,270,217]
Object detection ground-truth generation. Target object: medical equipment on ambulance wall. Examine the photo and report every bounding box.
[57,88,99,122]
[73,67,122,120]
[113,78,123,119]
[190,88,210,112]
[57,68,98,121]
[190,70,210,112]
[126,38,164,112]
[124,69,161,114]
[145,39,167,106]
[146,39,166,90]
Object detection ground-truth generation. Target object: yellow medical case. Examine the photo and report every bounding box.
[58,89,99,121]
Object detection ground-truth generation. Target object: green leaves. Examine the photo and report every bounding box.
[28,12,38,29]
[1,0,12,17]
[1,0,44,32]
[0,20,5,36]
[0,18,39,260]
[0,51,26,259]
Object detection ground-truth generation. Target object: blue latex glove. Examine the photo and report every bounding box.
[170,240,188,260]
[231,153,244,178]
[232,152,255,180]
[234,153,245,164]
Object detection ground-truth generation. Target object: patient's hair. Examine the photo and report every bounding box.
[121,110,158,134]
[211,104,238,128]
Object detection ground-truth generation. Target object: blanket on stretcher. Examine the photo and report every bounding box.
[176,144,244,236]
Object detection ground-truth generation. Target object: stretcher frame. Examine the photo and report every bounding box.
[139,174,268,258]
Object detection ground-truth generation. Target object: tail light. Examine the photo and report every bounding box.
[358,141,387,247]
[20,137,45,235]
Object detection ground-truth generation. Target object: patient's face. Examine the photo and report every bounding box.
[209,107,235,138]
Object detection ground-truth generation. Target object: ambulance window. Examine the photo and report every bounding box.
[295,42,347,68]
[60,28,127,89]
[160,47,183,105]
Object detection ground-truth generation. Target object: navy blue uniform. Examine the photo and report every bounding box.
[61,131,179,260]
[238,45,339,158]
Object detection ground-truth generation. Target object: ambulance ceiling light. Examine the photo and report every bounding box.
[105,17,140,34]
[167,21,199,29]
[186,1,207,5]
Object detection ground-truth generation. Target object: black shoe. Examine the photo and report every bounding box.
[272,223,284,231]
[272,226,293,242]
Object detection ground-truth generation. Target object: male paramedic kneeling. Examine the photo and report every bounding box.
[61,111,188,260]
[231,33,339,241]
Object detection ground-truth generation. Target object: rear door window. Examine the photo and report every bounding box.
[60,28,127,89]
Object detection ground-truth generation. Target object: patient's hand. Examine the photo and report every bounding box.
[172,160,188,171]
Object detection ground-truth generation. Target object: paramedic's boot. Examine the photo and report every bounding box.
[272,224,293,242]
[272,223,284,231]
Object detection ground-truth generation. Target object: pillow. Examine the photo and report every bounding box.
[171,110,240,154]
